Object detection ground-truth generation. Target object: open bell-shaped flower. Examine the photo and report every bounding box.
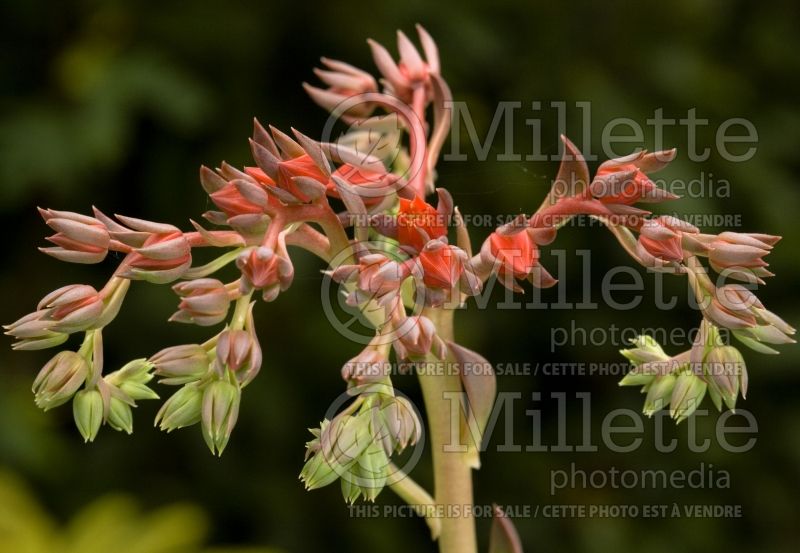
[393,190,450,253]
[416,239,481,306]
[480,221,555,291]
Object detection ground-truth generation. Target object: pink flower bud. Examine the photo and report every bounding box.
[341,347,391,389]
[591,149,679,206]
[636,216,698,266]
[170,279,231,326]
[215,319,262,387]
[6,285,103,344]
[393,315,446,360]
[150,344,210,384]
[707,232,779,283]
[304,57,378,120]
[210,179,271,218]
[33,350,89,410]
[38,208,110,264]
[120,225,192,284]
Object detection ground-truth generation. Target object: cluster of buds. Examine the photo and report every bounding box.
[30,329,157,441]
[151,303,260,454]
[684,258,795,354]
[619,335,704,421]
[301,384,421,503]
[618,321,753,420]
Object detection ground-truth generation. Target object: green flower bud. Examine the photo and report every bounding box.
[355,440,389,502]
[201,377,241,456]
[620,335,669,365]
[321,410,373,470]
[155,384,203,432]
[705,345,745,410]
[340,464,363,504]
[73,389,104,442]
[33,351,89,410]
[300,451,340,490]
[106,359,159,401]
[619,335,672,388]
[643,373,677,416]
[670,371,707,423]
[107,396,134,434]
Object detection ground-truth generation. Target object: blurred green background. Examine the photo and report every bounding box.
[1,0,799,552]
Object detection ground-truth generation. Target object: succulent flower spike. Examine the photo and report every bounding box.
[7,26,794,553]
[38,208,111,264]
[590,149,680,207]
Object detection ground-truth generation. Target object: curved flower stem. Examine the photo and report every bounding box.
[418,306,477,553]
[183,248,244,280]
[387,462,442,540]
[285,224,332,262]
[229,291,254,331]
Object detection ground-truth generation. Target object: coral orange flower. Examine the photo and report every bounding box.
[397,195,446,252]
[276,154,328,202]
[486,230,539,279]
[418,242,463,289]
[636,216,698,266]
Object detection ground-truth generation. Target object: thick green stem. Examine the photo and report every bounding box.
[387,462,442,540]
[418,306,477,553]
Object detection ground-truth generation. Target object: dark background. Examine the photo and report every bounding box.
[1,0,799,552]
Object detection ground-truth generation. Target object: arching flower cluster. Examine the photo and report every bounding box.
[5,26,792,523]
